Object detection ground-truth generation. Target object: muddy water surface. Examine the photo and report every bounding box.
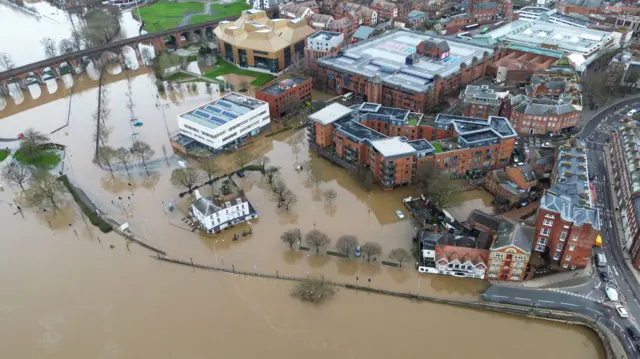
[0,68,606,358]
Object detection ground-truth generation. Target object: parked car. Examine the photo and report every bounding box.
[596,253,607,267]
[616,304,629,319]
[396,210,405,219]
[606,286,619,302]
[600,271,609,282]
[627,109,637,117]
[627,326,640,340]
[354,245,361,257]
[236,171,245,178]
[635,344,640,352]
[541,142,552,148]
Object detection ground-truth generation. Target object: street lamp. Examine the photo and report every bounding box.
[143,218,150,240]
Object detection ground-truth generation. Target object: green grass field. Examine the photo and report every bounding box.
[13,149,61,169]
[0,149,9,162]
[139,0,204,32]
[203,57,274,86]
[190,1,250,24]
[430,141,444,154]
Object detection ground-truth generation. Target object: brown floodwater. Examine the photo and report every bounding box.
[0,69,605,358]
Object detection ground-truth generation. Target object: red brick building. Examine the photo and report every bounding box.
[308,102,517,189]
[505,94,581,135]
[484,164,538,203]
[532,139,600,270]
[487,220,535,281]
[255,73,312,119]
[460,84,503,119]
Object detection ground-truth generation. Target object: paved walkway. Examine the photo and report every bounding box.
[178,1,214,27]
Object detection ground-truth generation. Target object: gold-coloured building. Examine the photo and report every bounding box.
[214,9,316,73]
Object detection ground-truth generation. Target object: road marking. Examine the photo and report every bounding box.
[587,307,601,315]
[515,297,531,301]
[561,302,579,307]
[629,338,635,349]
[538,300,554,304]
[587,290,594,298]
[613,266,620,276]
[492,295,508,299]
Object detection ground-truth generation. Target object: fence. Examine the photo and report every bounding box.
[153,255,621,359]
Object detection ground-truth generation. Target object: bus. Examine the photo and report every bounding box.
[456,31,470,38]
[465,23,479,30]
[480,26,490,34]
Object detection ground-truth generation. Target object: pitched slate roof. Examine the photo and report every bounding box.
[192,196,222,216]
[491,220,534,254]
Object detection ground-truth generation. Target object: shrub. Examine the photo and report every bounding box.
[59,175,112,233]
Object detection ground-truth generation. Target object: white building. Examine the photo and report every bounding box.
[247,0,286,10]
[306,31,344,52]
[190,190,259,233]
[175,93,270,152]
[515,6,592,28]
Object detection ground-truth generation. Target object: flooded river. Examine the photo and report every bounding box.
[0,4,606,357]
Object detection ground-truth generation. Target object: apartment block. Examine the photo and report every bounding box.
[505,94,581,135]
[487,220,535,281]
[533,139,600,270]
[460,85,502,119]
[255,73,312,118]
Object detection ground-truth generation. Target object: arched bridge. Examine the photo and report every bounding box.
[0,6,278,86]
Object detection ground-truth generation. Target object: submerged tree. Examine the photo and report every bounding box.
[0,52,14,71]
[389,248,412,268]
[130,141,154,175]
[81,7,122,47]
[322,188,337,205]
[360,242,382,263]
[234,149,251,169]
[305,229,330,254]
[415,162,461,209]
[170,167,203,192]
[291,278,336,303]
[281,228,301,249]
[201,158,219,187]
[335,235,358,259]
[97,146,117,173]
[114,147,131,174]
[1,162,31,191]
[40,37,58,59]
[25,170,66,210]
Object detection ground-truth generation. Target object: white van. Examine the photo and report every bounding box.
[596,253,607,267]
[606,287,619,302]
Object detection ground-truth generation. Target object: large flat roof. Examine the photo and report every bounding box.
[317,29,491,93]
[370,137,416,158]
[256,73,310,96]
[180,93,266,130]
[309,102,353,125]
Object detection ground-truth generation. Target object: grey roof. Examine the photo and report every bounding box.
[460,84,501,106]
[352,26,376,40]
[467,209,502,232]
[475,1,496,10]
[541,140,600,229]
[491,220,534,254]
[436,114,517,140]
[562,0,606,8]
[192,196,222,216]
[616,123,640,194]
[511,95,580,116]
[317,28,491,94]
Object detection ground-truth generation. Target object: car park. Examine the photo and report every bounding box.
[616,304,629,319]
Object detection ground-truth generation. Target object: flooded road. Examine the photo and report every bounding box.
[0,9,607,354]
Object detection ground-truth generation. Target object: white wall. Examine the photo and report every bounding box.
[307,33,344,51]
[193,198,254,232]
[178,102,270,150]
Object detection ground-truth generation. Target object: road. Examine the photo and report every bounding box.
[485,97,640,358]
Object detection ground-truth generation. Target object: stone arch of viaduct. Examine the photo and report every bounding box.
[0,7,278,92]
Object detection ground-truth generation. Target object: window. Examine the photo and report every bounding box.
[566,255,572,261]
[535,245,545,252]
[540,228,551,236]
[569,244,575,251]
[571,235,578,241]
[543,219,553,226]
[537,237,547,245]
[553,253,560,260]
[510,275,520,280]
[560,231,567,241]
[563,263,569,268]
[545,214,555,219]
[556,243,563,251]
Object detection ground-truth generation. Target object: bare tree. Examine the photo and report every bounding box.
[70,29,84,51]
[273,178,288,206]
[389,248,412,268]
[360,242,382,263]
[291,144,301,160]
[201,158,219,186]
[130,141,154,175]
[415,162,461,208]
[93,125,111,145]
[40,37,58,59]
[81,7,122,47]
[114,147,131,174]
[336,235,358,259]
[291,278,335,303]
[1,162,31,190]
[255,156,270,173]
[239,79,249,91]
[22,128,49,144]
[0,52,15,71]
[25,170,66,210]
[97,146,117,173]
[305,229,330,254]
[322,188,337,205]
[140,47,153,66]
[281,228,301,249]
[170,167,203,192]
[234,149,251,169]
[59,39,76,55]
[265,166,279,184]
[281,188,297,211]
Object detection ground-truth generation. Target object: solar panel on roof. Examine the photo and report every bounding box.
[194,110,211,119]
[222,111,238,119]
[217,101,232,109]
[210,116,228,126]
[204,105,222,114]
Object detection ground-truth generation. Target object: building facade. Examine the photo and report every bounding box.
[506,94,582,135]
[460,85,502,119]
[611,122,640,269]
[308,102,517,189]
[304,30,344,68]
[255,73,312,119]
[533,139,600,269]
[214,9,316,74]
[487,220,534,281]
[190,190,259,233]
[419,231,491,279]
[484,164,537,203]
[171,93,270,154]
